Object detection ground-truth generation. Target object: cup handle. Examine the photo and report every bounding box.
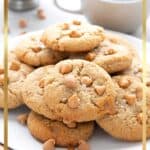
[53,0,83,14]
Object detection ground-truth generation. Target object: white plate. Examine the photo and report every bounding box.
[0,30,150,150]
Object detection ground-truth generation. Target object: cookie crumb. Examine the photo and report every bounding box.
[68,94,80,109]
[60,63,73,74]
[78,140,90,150]
[18,19,27,28]
[43,139,55,150]
[17,113,29,125]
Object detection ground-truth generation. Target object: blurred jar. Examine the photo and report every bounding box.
[9,0,39,11]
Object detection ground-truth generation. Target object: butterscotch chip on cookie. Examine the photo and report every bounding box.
[27,111,94,147]
[44,59,116,123]
[96,75,150,141]
[69,33,133,73]
[0,52,33,109]
[14,33,68,67]
[41,21,104,52]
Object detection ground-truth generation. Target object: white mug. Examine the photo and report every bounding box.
[54,0,149,33]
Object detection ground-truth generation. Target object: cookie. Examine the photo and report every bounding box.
[27,111,94,147]
[0,52,33,109]
[41,20,104,52]
[14,33,68,67]
[96,75,150,141]
[44,59,116,123]
[69,33,133,73]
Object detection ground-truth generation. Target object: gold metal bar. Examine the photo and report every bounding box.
[3,0,8,150]
[142,0,147,150]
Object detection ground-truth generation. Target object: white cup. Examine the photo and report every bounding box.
[54,0,149,33]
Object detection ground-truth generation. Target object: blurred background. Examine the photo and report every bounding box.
[0,0,150,41]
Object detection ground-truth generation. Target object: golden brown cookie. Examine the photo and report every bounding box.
[27,111,94,147]
[69,33,133,73]
[96,75,150,141]
[0,52,33,109]
[41,21,104,52]
[14,33,68,67]
[44,59,116,123]
[22,60,116,124]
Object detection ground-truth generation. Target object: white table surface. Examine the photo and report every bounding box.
[0,0,150,42]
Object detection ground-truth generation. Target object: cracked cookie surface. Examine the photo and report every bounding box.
[27,111,94,147]
[0,52,33,109]
[96,75,150,141]
[41,21,104,52]
[14,33,68,67]
[43,59,116,123]
[69,33,133,73]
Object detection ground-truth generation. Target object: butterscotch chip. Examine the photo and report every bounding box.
[124,94,136,105]
[68,94,80,109]
[19,18,27,28]
[37,8,46,20]
[94,85,106,96]
[72,20,81,25]
[43,139,55,150]
[17,113,29,125]
[32,47,42,52]
[64,75,77,89]
[69,30,82,38]
[78,140,90,150]
[0,68,4,74]
[60,63,73,74]
[104,48,116,55]
[61,23,69,30]
[81,76,92,86]
[118,77,131,88]
[85,52,96,61]
[9,61,20,71]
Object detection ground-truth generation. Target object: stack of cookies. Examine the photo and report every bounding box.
[0,20,150,150]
